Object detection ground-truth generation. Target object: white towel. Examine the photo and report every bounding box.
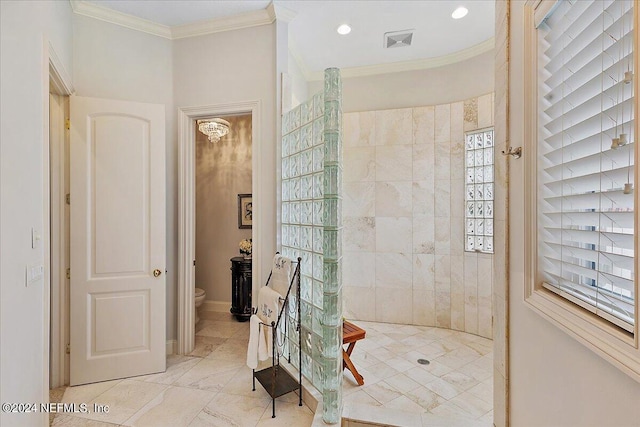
[246,315,268,369]
[257,285,283,356]
[270,254,292,297]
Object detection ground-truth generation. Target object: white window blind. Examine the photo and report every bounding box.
[537,0,635,332]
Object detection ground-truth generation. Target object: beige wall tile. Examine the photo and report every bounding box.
[344,182,375,217]
[376,287,413,324]
[376,217,412,253]
[375,182,412,217]
[434,104,451,143]
[376,145,413,181]
[413,214,435,254]
[344,146,376,182]
[341,97,495,336]
[413,289,436,326]
[413,106,435,145]
[413,143,435,182]
[344,111,376,147]
[375,253,412,289]
[375,108,413,146]
[477,93,492,129]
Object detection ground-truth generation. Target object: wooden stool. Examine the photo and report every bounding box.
[343,320,366,386]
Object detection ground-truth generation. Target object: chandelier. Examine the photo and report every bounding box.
[197,118,230,143]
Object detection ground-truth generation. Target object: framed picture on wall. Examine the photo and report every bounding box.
[237,194,252,229]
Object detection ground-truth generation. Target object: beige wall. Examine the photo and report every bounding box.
[342,93,495,339]
[173,23,278,298]
[1,1,74,425]
[195,114,252,303]
[508,1,640,425]
[309,50,494,113]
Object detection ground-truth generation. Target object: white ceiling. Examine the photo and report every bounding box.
[85,0,495,74]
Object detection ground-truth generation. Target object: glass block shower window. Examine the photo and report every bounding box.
[465,128,494,254]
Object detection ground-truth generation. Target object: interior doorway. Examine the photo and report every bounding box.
[48,49,74,390]
[48,90,70,389]
[194,113,253,315]
[177,101,261,354]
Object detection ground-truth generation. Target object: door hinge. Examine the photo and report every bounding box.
[66,268,70,280]
[65,193,70,205]
[65,343,70,354]
[65,118,70,130]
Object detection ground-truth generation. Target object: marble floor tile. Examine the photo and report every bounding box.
[61,380,122,405]
[52,316,493,427]
[255,401,314,426]
[205,339,248,361]
[188,336,227,358]
[51,414,119,427]
[133,355,202,385]
[122,385,214,426]
[220,366,271,400]
[188,392,271,427]
[343,389,382,407]
[196,321,244,339]
[383,373,422,394]
[424,377,461,400]
[174,359,243,393]
[362,380,403,405]
[404,385,445,412]
[80,379,168,424]
[385,395,428,413]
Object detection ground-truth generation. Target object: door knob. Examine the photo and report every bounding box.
[153,269,162,277]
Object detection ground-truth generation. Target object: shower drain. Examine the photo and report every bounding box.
[417,358,430,365]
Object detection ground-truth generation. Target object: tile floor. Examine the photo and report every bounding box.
[50,311,313,427]
[342,321,493,427]
[51,312,493,427]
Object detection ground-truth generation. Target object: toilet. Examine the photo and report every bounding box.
[194,287,206,324]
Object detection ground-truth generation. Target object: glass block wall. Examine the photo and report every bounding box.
[281,68,343,424]
[464,128,495,253]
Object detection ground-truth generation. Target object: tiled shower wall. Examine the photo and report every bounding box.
[342,93,495,339]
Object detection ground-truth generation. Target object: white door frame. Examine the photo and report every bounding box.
[177,101,261,354]
[46,40,74,395]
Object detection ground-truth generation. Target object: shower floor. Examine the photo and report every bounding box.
[341,320,493,427]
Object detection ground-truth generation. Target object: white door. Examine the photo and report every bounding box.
[69,96,166,386]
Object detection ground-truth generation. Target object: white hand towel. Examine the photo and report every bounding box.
[257,285,283,357]
[270,254,292,297]
[246,314,261,369]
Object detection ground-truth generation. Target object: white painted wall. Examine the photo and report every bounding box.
[173,23,278,299]
[508,2,640,425]
[72,15,176,340]
[308,50,494,113]
[0,1,73,425]
[288,52,308,109]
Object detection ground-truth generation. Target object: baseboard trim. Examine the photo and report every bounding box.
[202,300,231,313]
[166,339,177,355]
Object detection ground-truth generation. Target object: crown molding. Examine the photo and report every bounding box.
[171,8,274,39]
[70,0,295,41]
[268,2,297,23]
[69,0,172,39]
[306,37,496,81]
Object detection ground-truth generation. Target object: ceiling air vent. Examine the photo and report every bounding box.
[384,30,414,48]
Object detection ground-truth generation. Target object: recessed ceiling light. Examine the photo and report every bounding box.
[451,6,469,19]
[337,24,352,35]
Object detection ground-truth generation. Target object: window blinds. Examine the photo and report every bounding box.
[537,0,635,332]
